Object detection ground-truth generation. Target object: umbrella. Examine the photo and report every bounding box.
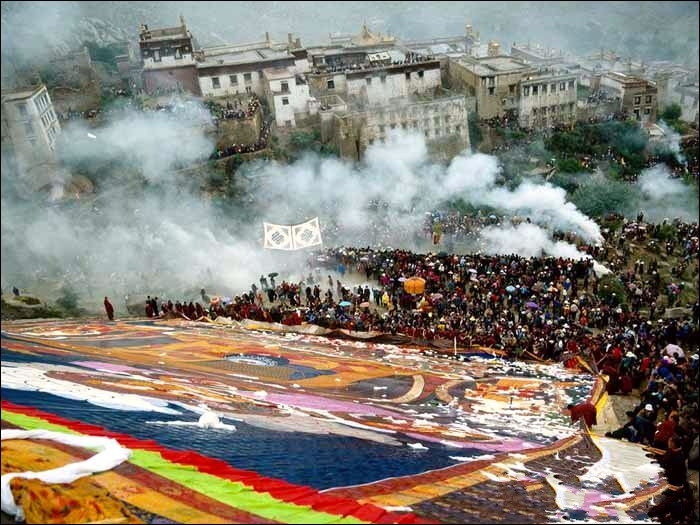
[268,272,279,278]
[210,296,221,305]
[526,301,540,309]
[664,344,685,359]
[360,301,370,308]
[430,293,443,300]
[339,301,352,307]
[404,277,426,295]
[398,277,407,282]
[505,285,516,293]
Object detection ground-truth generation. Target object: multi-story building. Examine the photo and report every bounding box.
[600,71,658,123]
[1,83,61,183]
[262,67,314,127]
[518,70,578,129]
[447,55,531,119]
[331,90,470,161]
[306,49,442,108]
[139,16,200,95]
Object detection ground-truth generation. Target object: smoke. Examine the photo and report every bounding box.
[655,120,686,164]
[479,223,610,275]
[0,122,624,311]
[635,165,699,222]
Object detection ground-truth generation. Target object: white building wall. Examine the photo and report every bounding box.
[518,76,577,128]
[267,75,312,127]
[143,53,194,69]
[199,69,266,98]
[2,86,61,172]
[346,68,441,106]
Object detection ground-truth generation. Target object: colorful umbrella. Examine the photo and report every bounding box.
[526,301,539,309]
[359,301,370,308]
[403,277,426,295]
[339,301,352,307]
[506,285,516,293]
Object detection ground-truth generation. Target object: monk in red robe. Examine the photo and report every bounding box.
[104,297,114,321]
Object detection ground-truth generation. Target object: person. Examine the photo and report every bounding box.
[568,400,597,427]
[647,435,695,523]
[145,300,154,318]
[104,296,114,321]
[606,410,639,442]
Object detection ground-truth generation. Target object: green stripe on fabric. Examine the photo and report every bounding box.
[1,409,366,524]
[1,410,81,435]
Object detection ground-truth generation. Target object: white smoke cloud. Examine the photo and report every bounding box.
[636,164,699,222]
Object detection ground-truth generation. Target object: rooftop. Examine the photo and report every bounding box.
[1,84,44,103]
[456,56,530,76]
[263,67,295,80]
[197,47,293,68]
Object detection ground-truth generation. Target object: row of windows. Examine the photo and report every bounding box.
[40,109,56,129]
[522,80,575,97]
[378,107,458,121]
[144,46,189,62]
[369,124,463,144]
[211,72,256,89]
[34,92,51,113]
[377,121,462,133]
[633,95,654,105]
[531,103,575,115]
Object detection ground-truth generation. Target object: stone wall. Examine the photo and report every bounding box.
[214,110,262,149]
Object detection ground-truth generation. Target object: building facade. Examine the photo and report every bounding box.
[1,84,61,186]
[139,17,200,95]
[262,67,313,127]
[447,55,531,119]
[518,71,578,129]
[332,92,470,161]
[600,72,658,123]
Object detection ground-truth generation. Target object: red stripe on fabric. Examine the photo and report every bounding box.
[1,400,422,524]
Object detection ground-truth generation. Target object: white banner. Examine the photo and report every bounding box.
[263,222,294,250]
[264,218,323,250]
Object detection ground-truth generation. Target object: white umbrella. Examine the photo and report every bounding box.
[664,344,685,359]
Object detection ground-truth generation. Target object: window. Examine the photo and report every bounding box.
[154,49,161,62]
[456,124,462,133]
[634,109,640,120]
[559,82,566,91]
[327,79,335,89]
[424,130,429,138]
[390,123,396,129]
[212,77,220,89]
[645,95,652,103]
[532,85,539,95]
[175,48,182,59]
[568,80,574,89]
[445,126,451,134]
[24,122,33,136]
[488,86,495,95]
[509,84,515,94]
[532,107,538,115]
[551,83,557,92]
[487,76,495,86]
[285,120,293,128]
[282,97,289,105]
[569,102,575,111]
[434,116,440,125]
[379,125,385,133]
[551,105,557,113]
[245,86,252,94]
[435,128,441,136]
[18,103,28,117]
[542,107,547,115]
[244,73,252,83]
[634,96,641,105]
[230,75,238,85]
[445,115,451,123]
[542,84,548,94]
[523,86,530,96]
[281,81,289,93]
[366,77,372,85]
[418,70,424,78]
[405,72,411,80]
[380,74,386,84]
[644,107,651,115]
[401,122,407,129]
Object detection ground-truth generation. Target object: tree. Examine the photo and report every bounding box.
[661,103,682,123]
[55,286,80,314]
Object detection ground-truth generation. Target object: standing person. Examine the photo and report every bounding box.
[104,297,115,321]
[567,400,597,427]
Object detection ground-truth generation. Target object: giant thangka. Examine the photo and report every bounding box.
[264,217,323,250]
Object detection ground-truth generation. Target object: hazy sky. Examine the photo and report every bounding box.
[2,1,699,68]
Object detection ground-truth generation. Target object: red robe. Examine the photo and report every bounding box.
[104,299,114,320]
[570,401,597,427]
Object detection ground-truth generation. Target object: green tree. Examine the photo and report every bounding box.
[661,103,682,122]
[55,286,80,314]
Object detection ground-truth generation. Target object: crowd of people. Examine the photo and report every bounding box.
[209,119,272,160]
[127,214,698,521]
[209,96,262,122]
